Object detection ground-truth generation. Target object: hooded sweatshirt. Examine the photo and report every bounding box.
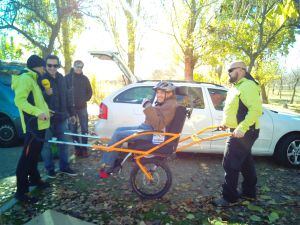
[11,69,50,133]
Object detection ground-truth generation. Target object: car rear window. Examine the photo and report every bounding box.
[0,64,26,86]
[114,86,155,104]
[208,88,227,111]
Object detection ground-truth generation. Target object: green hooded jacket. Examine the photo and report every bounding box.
[11,69,50,133]
[222,77,263,133]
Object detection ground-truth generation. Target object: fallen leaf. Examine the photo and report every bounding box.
[268,212,279,223]
[247,204,264,213]
[250,215,262,222]
[186,213,195,220]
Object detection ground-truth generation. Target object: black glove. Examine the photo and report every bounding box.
[141,98,151,108]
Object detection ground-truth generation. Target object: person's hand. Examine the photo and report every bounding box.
[141,98,151,108]
[218,124,228,131]
[38,113,49,121]
[69,116,76,124]
[45,88,53,96]
[49,109,55,117]
[232,128,245,138]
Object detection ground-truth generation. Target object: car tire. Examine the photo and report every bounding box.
[0,118,18,147]
[274,134,300,168]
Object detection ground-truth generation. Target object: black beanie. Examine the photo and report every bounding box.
[27,55,46,69]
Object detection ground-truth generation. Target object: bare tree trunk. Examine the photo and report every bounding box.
[184,49,194,81]
[126,15,135,74]
[41,22,61,59]
[261,84,268,104]
[125,0,136,74]
[290,77,299,104]
[248,56,256,73]
[62,18,72,74]
[278,77,283,99]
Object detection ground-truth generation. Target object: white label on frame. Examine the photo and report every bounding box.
[152,134,165,144]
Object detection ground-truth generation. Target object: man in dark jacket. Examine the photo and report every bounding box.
[65,60,92,157]
[40,55,77,178]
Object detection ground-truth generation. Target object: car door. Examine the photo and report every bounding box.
[206,87,228,153]
[177,86,213,152]
[251,109,273,154]
[109,85,156,127]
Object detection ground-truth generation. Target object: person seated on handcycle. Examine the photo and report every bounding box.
[99,81,178,178]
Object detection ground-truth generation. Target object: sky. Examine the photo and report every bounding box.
[3,9,300,81]
[282,34,300,72]
[72,18,300,81]
[71,13,176,81]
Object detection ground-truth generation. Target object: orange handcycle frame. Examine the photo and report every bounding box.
[91,125,231,181]
[50,125,231,199]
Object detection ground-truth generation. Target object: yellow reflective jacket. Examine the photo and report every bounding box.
[222,77,263,133]
[11,69,50,133]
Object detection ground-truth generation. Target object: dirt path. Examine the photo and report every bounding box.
[1,150,299,225]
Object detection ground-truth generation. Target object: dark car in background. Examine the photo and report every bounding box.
[0,61,26,147]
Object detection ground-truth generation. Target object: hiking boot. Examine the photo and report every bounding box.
[15,193,38,204]
[212,197,238,207]
[29,180,50,189]
[60,168,77,176]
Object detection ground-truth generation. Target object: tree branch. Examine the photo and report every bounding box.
[1,23,45,50]
[13,0,54,28]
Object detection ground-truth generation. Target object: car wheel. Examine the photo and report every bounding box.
[0,118,18,147]
[274,134,300,168]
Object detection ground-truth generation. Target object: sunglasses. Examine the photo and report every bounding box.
[75,65,83,69]
[228,67,245,73]
[47,64,59,68]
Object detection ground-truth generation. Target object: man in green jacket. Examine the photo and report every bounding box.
[11,55,50,203]
[213,61,263,207]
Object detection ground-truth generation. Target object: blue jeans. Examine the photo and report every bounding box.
[42,119,70,172]
[69,107,89,152]
[100,123,153,167]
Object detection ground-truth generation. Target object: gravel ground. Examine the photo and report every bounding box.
[0,149,299,225]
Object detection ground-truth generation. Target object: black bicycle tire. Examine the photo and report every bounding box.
[130,158,172,199]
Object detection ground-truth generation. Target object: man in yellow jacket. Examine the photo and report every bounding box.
[11,55,50,204]
[213,61,263,207]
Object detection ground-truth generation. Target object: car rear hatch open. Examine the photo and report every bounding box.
[89,51,140,84]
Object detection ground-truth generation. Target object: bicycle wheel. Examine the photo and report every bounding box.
[130,158,172,199]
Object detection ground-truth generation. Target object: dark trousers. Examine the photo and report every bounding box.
[16,129,45,196]
[222,129,259,202]
[69,107,89,153]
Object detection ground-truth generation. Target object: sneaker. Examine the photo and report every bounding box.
[15,194,38,204]
[212,197,238,207]
[29,180,50,189]
[60,168,77,176]
[98,169,110,179]
[47,170,56,178]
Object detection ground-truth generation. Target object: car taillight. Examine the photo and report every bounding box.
[99,102,108,119]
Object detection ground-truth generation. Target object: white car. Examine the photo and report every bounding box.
[91,51,300,168]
